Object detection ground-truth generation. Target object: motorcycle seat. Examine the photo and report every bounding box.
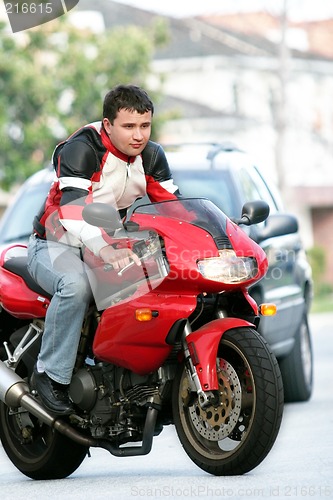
[3,256,52,299]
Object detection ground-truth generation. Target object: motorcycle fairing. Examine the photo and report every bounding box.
[186,318,255,391]
[93,292,197,374]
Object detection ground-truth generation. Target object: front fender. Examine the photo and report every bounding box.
[186,318,254,391]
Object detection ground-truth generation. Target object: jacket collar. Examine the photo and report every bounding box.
[100,125,136,163]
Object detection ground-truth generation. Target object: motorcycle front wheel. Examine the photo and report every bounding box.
[0,364,88,480]
[173,327,284,476]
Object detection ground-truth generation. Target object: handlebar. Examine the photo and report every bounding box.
[103,236,157,276]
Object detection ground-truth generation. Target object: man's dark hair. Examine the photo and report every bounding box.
[103,84,154,123]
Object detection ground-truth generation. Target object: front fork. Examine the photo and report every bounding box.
[181,321,214,409]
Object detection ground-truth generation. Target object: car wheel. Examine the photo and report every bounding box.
[279,313,313,402]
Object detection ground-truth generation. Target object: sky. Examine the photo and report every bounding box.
[112,0,333,21]
[1,1,333,27]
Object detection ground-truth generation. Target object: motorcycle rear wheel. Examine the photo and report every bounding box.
[173,327,284,475]
[0,365,88,480]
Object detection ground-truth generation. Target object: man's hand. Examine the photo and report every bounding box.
[99,245,141,271]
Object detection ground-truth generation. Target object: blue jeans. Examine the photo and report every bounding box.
[27,236,92,385]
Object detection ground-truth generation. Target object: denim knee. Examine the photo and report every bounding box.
[58,272,92,302]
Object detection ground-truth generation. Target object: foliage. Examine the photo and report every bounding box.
[307,245,333,312]
[311,290,333,313]
[307,246,326,288]
[0,17,169,190]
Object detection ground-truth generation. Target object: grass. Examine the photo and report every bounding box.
[310,293,333,314]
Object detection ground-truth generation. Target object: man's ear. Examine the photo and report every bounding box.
[103,118,112,134]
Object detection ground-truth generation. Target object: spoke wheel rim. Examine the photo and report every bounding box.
[179,339,256,459]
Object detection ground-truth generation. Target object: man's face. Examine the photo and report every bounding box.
[103,108,152,157]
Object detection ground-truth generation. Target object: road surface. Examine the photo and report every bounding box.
[0,313,332,499]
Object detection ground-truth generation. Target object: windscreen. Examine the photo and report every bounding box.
[171,170,239,218]
[133,198,231,247]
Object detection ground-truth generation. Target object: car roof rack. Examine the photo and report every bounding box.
[206,142,243,161]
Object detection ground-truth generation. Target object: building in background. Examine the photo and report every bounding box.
[80,1,332,282]
[3,1,333,283]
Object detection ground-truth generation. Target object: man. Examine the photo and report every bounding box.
[27,84,180,415]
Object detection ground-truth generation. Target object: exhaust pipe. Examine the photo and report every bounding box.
[0,360,57,430]
[0,360,93,446]
[0,361,158,456]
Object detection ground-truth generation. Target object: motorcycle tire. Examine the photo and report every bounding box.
[172,327,284,476]
[0,362,88,480]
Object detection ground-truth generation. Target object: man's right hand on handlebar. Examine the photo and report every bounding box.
[99,245,141,271]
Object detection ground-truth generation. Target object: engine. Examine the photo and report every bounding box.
[69,362,175,443]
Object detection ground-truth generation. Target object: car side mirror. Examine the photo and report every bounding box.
[256,213,299,242]
[82,203,123,231]
[233,200,270,226]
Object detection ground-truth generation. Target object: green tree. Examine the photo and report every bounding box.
[0,16,168,190]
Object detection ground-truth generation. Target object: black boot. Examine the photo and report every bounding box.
[32,366,75,415]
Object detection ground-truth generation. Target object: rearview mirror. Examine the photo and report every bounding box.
[82,203,123,231]
[234,200,270,226]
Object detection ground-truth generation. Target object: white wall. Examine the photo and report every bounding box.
[151,54,333,247]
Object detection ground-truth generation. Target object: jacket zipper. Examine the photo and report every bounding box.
[126,158,131,178]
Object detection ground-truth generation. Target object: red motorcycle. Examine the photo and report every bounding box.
[0,197,283,479]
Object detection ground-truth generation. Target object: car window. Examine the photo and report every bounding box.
[171,170,240,218]
[237,167,278,214]
[0,183,50,244]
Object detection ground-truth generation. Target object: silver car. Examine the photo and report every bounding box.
[0,143,313,402]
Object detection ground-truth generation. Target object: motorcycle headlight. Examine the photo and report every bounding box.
[197,249,258,284]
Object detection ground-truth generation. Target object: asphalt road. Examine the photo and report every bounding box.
[0,312,332,499]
